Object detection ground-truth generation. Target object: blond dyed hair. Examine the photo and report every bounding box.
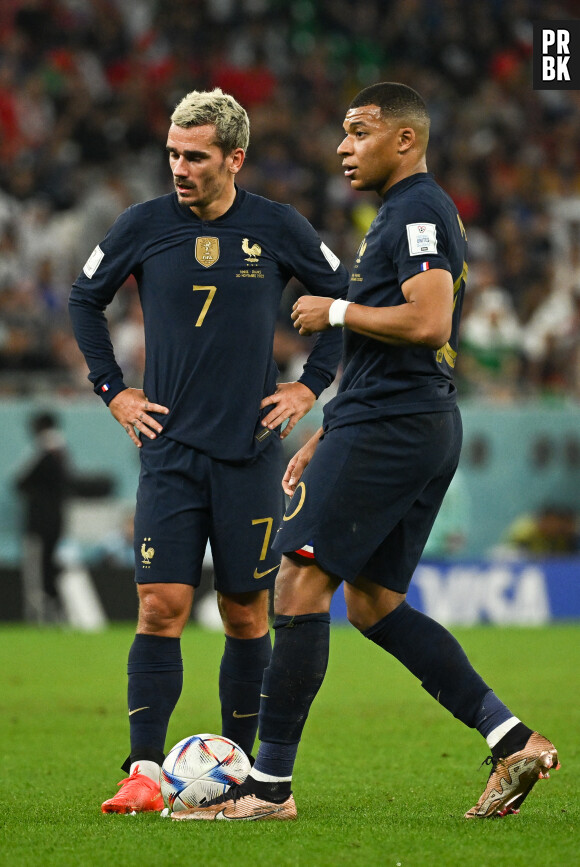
[171,88,250,154]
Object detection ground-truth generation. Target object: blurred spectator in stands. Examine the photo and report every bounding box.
[458,263,523,400]
[0,279,57,373]
[0,224,20,289]
[15,411,71,623]
[76,167,136,263]
[495,504,579,558]
[212,45,278,109]
[523,284,580,397]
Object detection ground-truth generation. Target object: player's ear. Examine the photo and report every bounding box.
[397,127,415,154]
[229,148,245,174]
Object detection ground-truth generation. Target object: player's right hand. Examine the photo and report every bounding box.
[291,295,334,335]
[108,388,169,448]
[282,427,323,496]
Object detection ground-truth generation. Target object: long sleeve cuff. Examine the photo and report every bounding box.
[298,368,330,399]
[94,376,127,406]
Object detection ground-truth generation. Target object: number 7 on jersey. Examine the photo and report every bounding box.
[192,285,217,326]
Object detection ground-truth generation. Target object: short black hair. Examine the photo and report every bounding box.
[30,411,59,436]
[349,82,430,126]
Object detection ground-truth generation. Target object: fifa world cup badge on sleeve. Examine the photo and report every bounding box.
[83,245,104,278]
[406,223,437,256]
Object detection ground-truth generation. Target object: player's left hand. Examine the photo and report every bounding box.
[291,295,334,335]
[260,381,316,440]
[281,427,322,495]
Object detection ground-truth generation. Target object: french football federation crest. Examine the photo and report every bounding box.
[141,537,155,566]
[242,237,261,263]
[195,237,220,268]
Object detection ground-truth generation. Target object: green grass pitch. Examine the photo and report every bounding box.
[0,622,577,866]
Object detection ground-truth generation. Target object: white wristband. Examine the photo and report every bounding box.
[328,299,352,327]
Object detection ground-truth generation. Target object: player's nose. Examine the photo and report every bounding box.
[337,136,351,155]
[173,154,189,175]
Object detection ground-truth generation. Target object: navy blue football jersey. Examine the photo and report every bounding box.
[69,187,349,461]
[323,173,467,431]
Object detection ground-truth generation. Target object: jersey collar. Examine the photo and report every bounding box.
[382,172,434,203]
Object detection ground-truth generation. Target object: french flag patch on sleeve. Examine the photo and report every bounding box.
[101,383,110,393]
[420,261,430,272]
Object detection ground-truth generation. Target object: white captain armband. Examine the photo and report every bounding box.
[328,299,352,327]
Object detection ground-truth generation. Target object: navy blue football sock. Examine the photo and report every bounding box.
[238,772,292,803]
[253,741,298,779]
[474,688,518,741]
[256,612,330,778]
[219,632,272,757]
[125,633,183,769]
[491,721,534,761]
[363,601,490,728]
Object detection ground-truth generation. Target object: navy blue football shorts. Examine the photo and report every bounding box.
[134,435,285,593]
[272,408,462,593]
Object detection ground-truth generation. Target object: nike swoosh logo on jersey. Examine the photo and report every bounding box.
[128,706,150,716]
[253,564,279,579]
[233,710,259,719]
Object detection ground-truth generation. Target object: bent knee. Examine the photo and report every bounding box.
[218,590,270,638]
[346,606,372,633]
[137,583,193,633]
[345,586,407,633]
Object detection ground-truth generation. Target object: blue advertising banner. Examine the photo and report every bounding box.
[329,558,580,624]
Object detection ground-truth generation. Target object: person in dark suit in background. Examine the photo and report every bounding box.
[16,411,70,623]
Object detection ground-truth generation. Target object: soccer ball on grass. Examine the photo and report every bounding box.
[161,733,251,811]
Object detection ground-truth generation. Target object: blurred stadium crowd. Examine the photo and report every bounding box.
[2,0,580,402]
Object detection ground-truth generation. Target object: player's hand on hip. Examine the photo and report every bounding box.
[260,381,316,440]
[291,295,333,335]
[282,427,322,495]
[108,388,169,448]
